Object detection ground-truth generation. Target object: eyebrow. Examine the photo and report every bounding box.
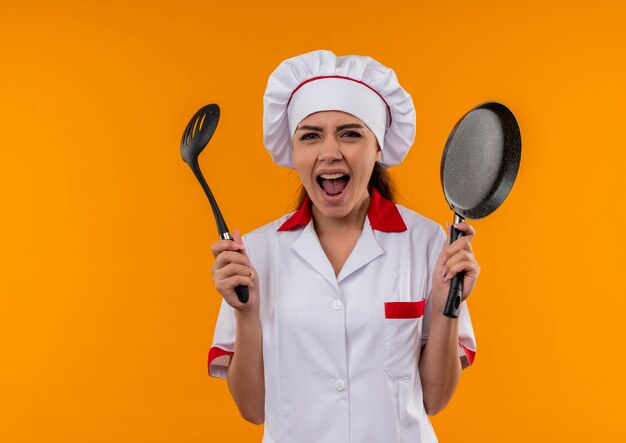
[296,123,365,132]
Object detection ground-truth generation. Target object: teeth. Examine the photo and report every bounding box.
[319,173,345,179]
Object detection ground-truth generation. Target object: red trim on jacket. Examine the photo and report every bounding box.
[384,300,426,319]
[277,187,407,233]
[208,346,234,375]
[460,343,476,365]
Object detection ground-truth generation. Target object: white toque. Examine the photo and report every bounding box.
[263,49,416,168]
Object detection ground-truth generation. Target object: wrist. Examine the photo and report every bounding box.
[430,289,461,320]
[235,306,260,323]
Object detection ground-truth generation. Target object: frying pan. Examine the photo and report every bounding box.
[440,101,521,318]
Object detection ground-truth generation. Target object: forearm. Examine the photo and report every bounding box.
[418,295,462,416]
[226,309,265,424]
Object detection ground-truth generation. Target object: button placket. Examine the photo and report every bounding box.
[330,297,346,393]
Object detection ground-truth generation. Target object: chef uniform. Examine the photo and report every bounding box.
[208,50,477,443]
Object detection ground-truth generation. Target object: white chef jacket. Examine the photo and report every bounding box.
[208,188,476,443]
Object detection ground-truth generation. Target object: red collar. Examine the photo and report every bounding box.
[277,187,407,233]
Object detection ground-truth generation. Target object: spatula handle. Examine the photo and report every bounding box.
[220,232,250,304]
[234,284,250,304]
[443,214,465,318]
[189,162,249,304]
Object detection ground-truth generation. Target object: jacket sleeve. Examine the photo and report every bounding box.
[421,225,477,369]
[208,299,237,378]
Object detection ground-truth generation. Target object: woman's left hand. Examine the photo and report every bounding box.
[431,221,481,309]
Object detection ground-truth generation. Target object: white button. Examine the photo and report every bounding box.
[334,379,346,391]
[331,299,343,311]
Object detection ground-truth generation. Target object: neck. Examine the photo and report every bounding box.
[311,190,371,236]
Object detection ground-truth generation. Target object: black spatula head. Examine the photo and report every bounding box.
[180,104,220,165]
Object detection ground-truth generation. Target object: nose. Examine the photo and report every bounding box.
[318,136,342,162]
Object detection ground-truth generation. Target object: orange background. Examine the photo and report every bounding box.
[1,0,624,441]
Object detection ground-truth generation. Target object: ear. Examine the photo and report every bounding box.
[375,144,382,161]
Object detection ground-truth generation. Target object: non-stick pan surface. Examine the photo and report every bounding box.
[440,101,521,317]
[441,101,521,220]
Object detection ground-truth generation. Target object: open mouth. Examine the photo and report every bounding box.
[316,173,350,196]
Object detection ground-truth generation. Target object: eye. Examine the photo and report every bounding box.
[341,131,362,138]
[299,132,320,141]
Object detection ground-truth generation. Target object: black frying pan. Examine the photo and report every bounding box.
[440,101,522,318]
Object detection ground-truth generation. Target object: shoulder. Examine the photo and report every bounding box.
[395,204,446,240]
[393,204,447,265]
[241,211,297,249]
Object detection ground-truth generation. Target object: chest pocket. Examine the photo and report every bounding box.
[383,299,425,379]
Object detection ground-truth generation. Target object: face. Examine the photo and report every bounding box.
[292,110,382,220]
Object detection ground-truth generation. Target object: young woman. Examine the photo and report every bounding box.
[208,50,479,443]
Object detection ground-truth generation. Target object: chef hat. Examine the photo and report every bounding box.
[263,49,416,168]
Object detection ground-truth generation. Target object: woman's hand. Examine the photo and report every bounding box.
[431,221,480,311]
[211,228,259,313]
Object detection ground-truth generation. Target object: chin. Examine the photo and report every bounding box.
[311,189,364,220]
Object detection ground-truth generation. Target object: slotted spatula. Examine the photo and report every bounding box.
[181,103,249,303]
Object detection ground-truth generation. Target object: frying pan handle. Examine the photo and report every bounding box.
[443,214,465,318]
[220,232,250,304]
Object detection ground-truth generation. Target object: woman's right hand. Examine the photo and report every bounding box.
[210,228,259,313]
